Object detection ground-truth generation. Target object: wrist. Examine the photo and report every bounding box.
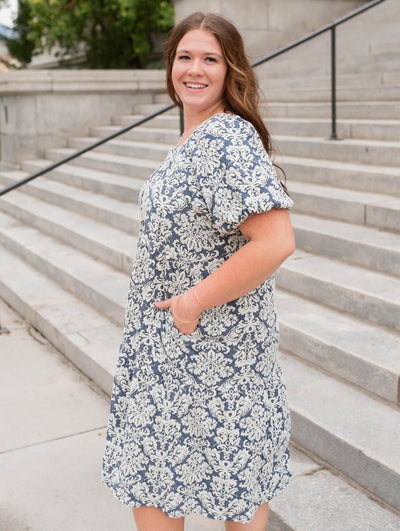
[172,295,199,323]
[185,286,205,316]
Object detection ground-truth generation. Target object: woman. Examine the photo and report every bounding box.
[103,12,295,531]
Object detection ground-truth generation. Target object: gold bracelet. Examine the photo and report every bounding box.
[193,285,202,308]
[184,292,201,319]
[172,296,199,324]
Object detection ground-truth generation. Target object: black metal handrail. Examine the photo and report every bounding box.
[0,0,387,197]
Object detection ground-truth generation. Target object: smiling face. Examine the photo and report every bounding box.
[171,29,228,118]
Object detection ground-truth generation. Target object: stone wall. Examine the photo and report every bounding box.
[173,0,368,61]
[0,69,166,166]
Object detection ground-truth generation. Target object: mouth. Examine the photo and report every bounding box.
[184,82,208,90]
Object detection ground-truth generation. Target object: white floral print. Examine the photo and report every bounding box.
[102,113,294,523]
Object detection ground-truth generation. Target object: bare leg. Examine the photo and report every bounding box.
[133,506,185,531]
[225,503,269,531]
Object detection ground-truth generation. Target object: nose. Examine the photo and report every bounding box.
[187,58,203,76]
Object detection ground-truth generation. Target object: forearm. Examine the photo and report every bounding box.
[187,236,294,314]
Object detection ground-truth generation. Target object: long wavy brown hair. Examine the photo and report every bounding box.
[165,12,286,186]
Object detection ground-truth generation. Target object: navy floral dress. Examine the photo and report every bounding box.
[102,113,294,523]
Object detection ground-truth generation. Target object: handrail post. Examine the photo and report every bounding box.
[330,25,338,140]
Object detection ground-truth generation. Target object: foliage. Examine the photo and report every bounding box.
[5,1,35,65]
[7,0,174,68]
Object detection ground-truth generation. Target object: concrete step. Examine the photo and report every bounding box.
[336,50,400,75]
[91,124,180,145]
[269,446,400,531]
[263,85,400,103]
[274,135,400,167]
[261,52,400,82]
[20,159,143,203]
[277,250,400,333]
[355,0,400,23]
[116,104,400,144]
[340,19,400,40]
[0,168,141,235]
[289,181,400,232]
[68,136,170,163]
[112,113,180,130]
[263,71,400,93]
[264,101,400,120]
[280,155,400,196]
[44,147,158,180]
[0,188,136,274]
[277,290,400,406]
[134,102,180,115]
[292,212,400,276]
[0,244,119,395]
[153,93,173,105]
[0,210,129,326]
[281,352,400,513]
[267,117,400,141]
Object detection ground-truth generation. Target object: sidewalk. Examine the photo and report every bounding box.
[0,298,222,531]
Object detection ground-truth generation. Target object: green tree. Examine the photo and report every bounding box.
[8,0,174,68]
[5,0,35,65]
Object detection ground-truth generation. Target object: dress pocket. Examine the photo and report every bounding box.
[164,302,248,343]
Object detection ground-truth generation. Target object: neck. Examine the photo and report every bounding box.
[182,103,225,139]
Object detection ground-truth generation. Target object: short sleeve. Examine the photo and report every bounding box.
[193,115,293,236]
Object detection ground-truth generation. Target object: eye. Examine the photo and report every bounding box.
[205,56,217,63]
[177,55,190,61]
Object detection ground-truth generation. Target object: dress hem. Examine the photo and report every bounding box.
[101,470,291,524]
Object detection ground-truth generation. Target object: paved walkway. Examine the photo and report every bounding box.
[0,298,223,531]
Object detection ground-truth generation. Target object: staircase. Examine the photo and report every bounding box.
[0,1,399,529]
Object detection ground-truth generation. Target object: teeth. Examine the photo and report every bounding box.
[186,83,206,89]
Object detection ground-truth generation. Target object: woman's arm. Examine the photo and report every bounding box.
[155,207,295,334]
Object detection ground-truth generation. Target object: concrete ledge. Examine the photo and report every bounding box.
[0,69,166,95]
[0,70,167,165]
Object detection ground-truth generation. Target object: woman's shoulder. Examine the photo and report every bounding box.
[194,113,260,155]
[202,112,255,137]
